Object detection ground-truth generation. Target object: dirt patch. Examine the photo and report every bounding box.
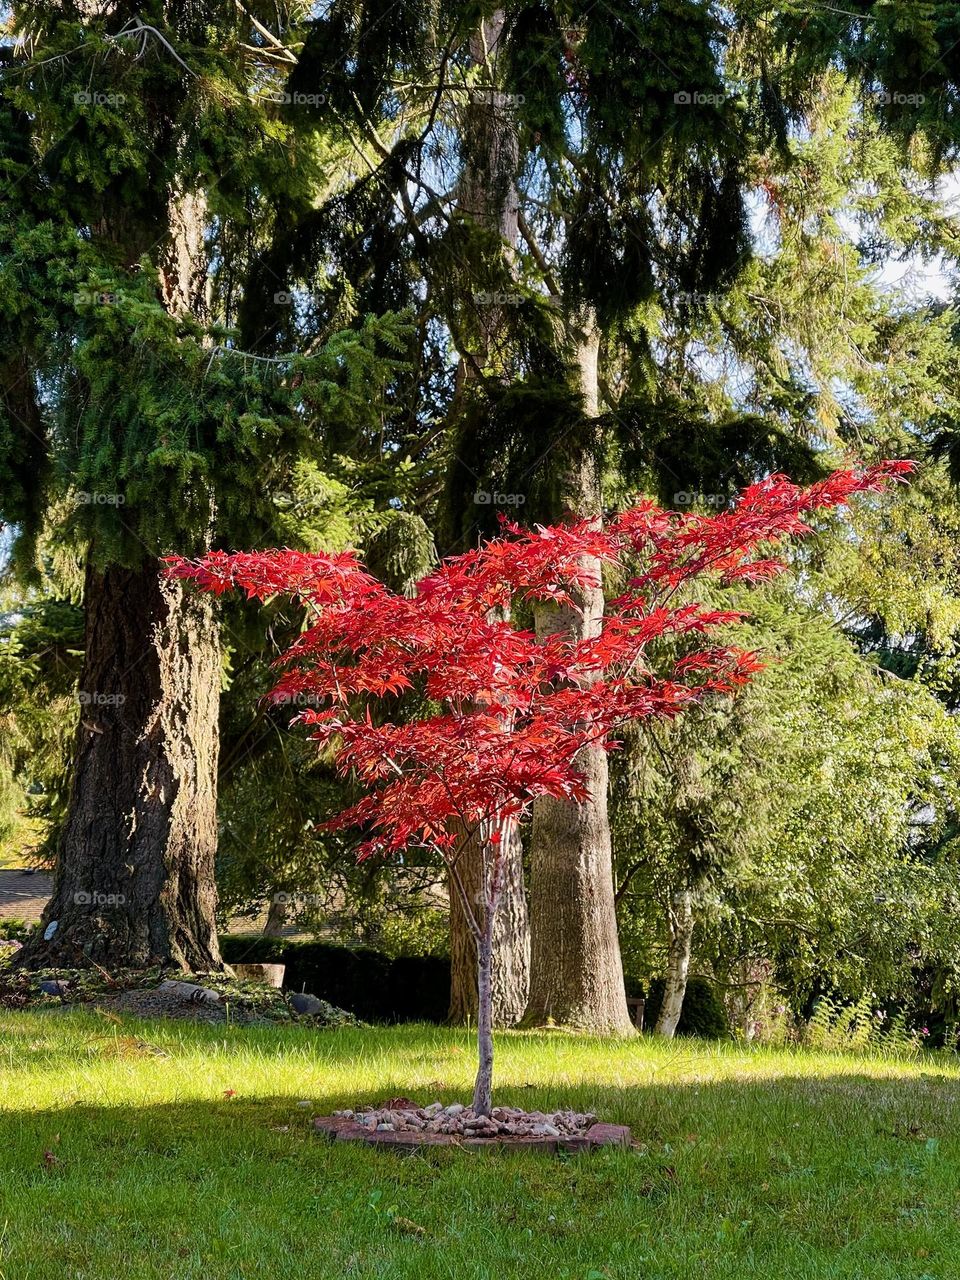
[88,986,275,1025]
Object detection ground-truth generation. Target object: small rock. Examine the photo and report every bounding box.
[423,1102,444,1117]
[444,1103,466,1116]
[156,980,221,1006]
[39,980,68,997]
[289,992,323,1016]
[376,1122,394,1132]
[492,1107,518,1122]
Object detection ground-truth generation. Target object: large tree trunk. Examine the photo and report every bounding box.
[523,592,633,1032]
[18,560,222,970]
[449,819,528,1025]
[447,10,529,1025]
[654,889,695,1038]
[522,310,633,1034]
[17,134,223,970]
[263,893,289,938]
[456,10,520,369]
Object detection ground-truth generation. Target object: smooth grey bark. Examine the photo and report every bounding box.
[471,914,496,1116]
[654,888,695,1037]
[454,823,509,1117]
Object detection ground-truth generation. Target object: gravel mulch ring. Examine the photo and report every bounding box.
[315,1099,632,1155]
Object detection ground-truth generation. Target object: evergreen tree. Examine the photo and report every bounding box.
[0,2,407,969]
[249,0,870,1030]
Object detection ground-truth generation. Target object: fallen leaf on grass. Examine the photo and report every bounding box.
[390,1216,427,1237]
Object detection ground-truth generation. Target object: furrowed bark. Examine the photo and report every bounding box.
[17,70,223,970]
[19,561,221,970]
[522,310,634,1034]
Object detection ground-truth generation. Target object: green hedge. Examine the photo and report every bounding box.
[220,935,450,1023]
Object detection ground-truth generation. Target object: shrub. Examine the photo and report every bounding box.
[220,936,450,1023]
[0,919,33,943]
[0,919,30,967]
[800,995,921,1057]
[643,976,730,1039]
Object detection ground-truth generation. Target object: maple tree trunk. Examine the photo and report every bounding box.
[18,561,222,970]
[471,914,496,1116]
[523,312,633,1034]
[467,831,509,1117]
[263,894,289,938]
[655,889,695,1038]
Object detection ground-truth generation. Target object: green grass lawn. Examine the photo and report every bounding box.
[2,1012,959,1279]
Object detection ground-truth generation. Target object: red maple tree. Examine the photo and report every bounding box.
[167,461,909,1115]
